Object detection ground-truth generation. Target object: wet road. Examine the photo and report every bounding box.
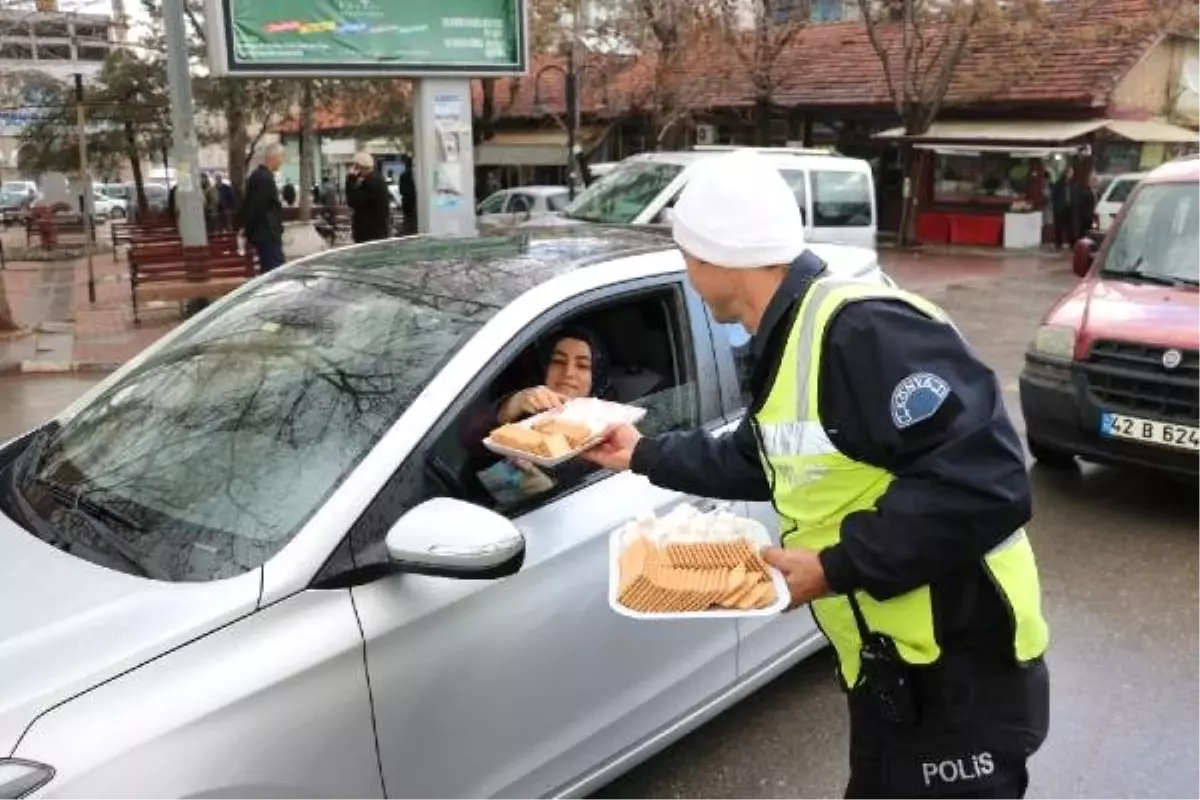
[596,266,1199,800]
[0,263,1195,798]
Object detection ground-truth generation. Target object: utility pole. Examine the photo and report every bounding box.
[565,44,578,201]
[74,73,95,303]
[162,0,206,246]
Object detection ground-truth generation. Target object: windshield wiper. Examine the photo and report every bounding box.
[32,477,157,579]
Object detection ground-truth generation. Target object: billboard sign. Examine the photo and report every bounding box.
[205,0,527,77]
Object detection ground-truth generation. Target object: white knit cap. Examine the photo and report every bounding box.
[671,150,805,269]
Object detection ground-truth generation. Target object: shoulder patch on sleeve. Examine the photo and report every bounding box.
[890,372,952,429]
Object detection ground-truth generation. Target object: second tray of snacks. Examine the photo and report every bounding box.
[609,505,789,620]
[483,397,647,468]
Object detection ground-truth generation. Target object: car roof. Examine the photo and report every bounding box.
[1144,156,1199,184]
[286,227,674,310]
[621,148,864,172]
[497,185,568,196]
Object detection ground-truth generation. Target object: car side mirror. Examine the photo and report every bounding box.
[1072,235,1100,278]
[385,497,525,575]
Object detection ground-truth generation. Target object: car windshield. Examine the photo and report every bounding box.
[1106,178,1139,204]
[1102,182,1199,284]
[563,161,684,223]
[0,272,492,582]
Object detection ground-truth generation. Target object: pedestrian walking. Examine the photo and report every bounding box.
[1051,167,1075,249]
[238,144,287,272]
[281,179,297,208]
[215,172,237,231]
[399,153,418,235]
[345,151,392,244]
[583,150,1050,800]
[1073,173,1099,239]
[200,173,219,233]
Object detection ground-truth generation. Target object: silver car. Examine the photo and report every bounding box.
[0,229,888,798]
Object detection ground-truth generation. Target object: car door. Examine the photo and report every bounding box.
[349,275,739,799]
[705,313,825,678]
[476,190,509,230]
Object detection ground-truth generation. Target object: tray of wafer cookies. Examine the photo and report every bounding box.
[484,397,647,468]
[609,506,788,619]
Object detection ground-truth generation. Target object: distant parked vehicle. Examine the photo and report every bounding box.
[477,186,569,232]
[1094,172,1146,232]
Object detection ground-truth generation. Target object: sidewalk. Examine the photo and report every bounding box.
[0,226,177,374]
[0,235,1075,375]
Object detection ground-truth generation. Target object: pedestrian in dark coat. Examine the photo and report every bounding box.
[345,151,392,243]
[238,145,287,272]
[1051,167,1075,249]
[399,154,418,236]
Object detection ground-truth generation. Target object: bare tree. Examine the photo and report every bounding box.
[625,0,721,149]
[717,0,810,145]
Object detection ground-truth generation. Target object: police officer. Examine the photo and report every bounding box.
[584,150,1050,799]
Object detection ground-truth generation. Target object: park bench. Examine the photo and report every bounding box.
[112,219,177,258]
[129,238,255,323]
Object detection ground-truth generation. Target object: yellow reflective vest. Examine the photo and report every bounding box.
[753,277,1050,687]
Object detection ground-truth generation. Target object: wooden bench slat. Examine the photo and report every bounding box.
[134,277,249,303]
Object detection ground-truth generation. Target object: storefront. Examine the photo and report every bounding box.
[875,120,1104,247]
[876,118,1197,248]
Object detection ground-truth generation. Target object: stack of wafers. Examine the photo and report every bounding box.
[617,535,778,614]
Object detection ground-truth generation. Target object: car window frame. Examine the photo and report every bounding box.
[478,191,508,215]
[810,168,875,229]
[313,272,721,588]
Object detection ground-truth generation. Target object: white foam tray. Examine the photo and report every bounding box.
[608,514,790,620]
[482,398,647,468]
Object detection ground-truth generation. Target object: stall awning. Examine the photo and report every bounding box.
[876,118,1200,147]
[1104,118,1198,143]
[874,120,1108,144]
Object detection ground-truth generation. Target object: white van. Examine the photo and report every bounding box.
[545,146,878,250]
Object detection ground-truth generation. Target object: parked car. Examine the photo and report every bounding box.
[477,186,569,232]
[89,190,126,221]
[1,180,37,204]
[1019,156,1198,476]
[0,190,28,227]
[0,228,893,798]
[537,146,878,251]
[1094,171,1146,232]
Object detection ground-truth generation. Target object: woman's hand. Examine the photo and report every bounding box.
[498,385,566,424]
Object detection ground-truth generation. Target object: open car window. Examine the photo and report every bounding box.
[427,287,702,517]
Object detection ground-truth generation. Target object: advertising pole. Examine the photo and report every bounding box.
[164,0,207,246]
[412,79,477,236]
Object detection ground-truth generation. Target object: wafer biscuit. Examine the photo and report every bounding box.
[615,527,778,615]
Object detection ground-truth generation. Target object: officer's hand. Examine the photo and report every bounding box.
[761,546,830,610]
[581,423,641,472]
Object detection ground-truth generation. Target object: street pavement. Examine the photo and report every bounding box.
[0,250,1195,798]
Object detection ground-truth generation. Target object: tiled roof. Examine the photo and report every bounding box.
[283,0,1190,132]
[481,0,1186,119]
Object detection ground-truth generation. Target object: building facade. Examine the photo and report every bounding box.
[0,2,126,178]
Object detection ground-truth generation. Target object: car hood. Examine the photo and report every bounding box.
[1056,277,1200,353]
[0,513,260,755]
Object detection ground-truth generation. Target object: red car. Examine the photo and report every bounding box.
[1019,156,1199,475]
